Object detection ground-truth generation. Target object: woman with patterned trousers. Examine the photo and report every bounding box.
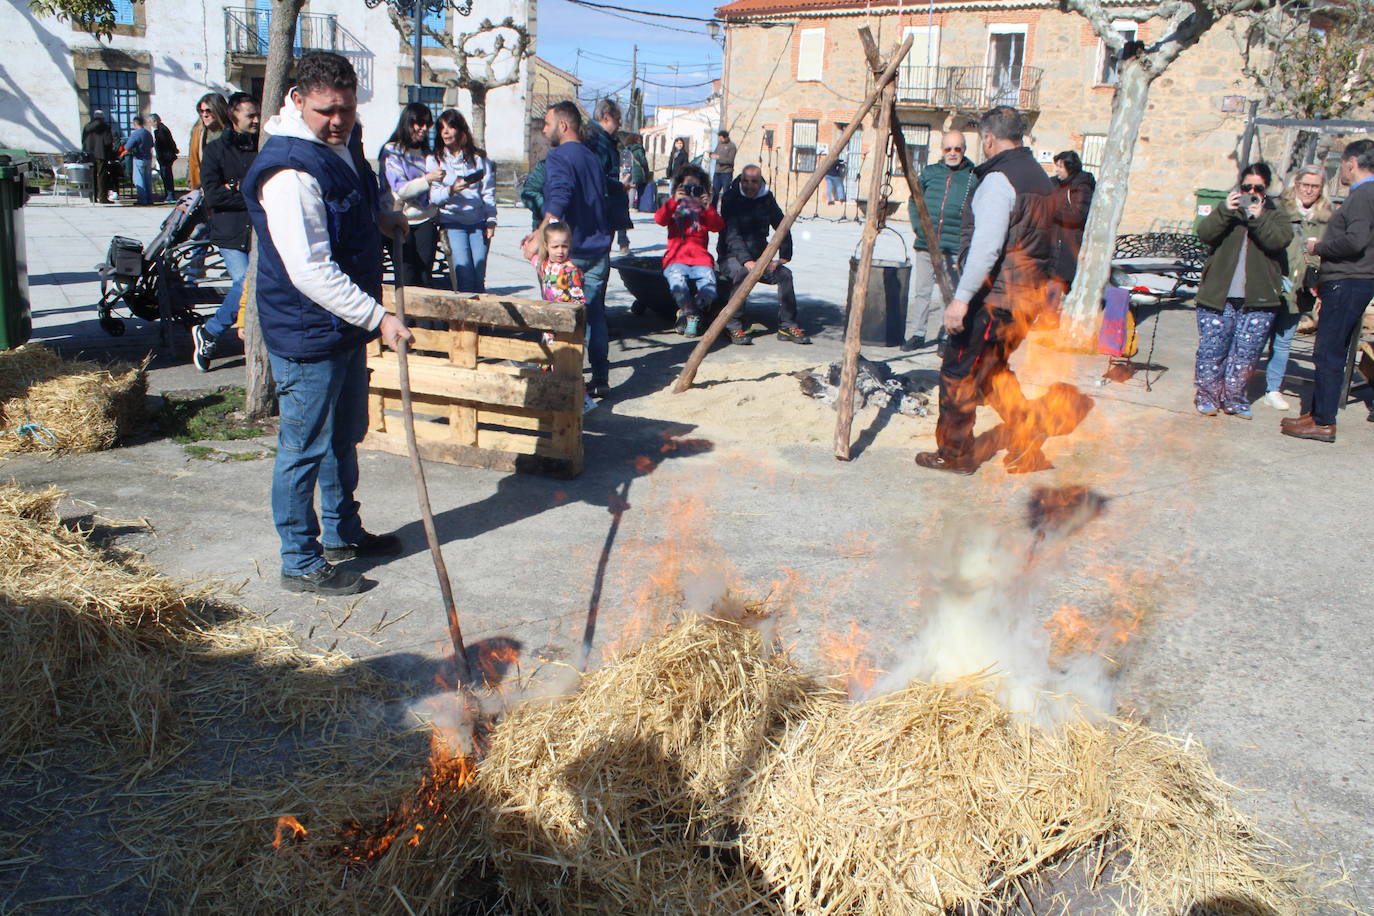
[1191,163,1293,418]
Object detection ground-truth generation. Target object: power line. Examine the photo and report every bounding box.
[575,49,718,71]
[563,0,721,24]
[638,76,718,89]
[572,6,713,35]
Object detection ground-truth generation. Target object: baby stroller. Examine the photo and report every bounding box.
[95,190,225,337]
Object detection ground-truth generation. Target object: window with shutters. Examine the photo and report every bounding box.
[1081,134,1107,170]
[790,119,819,172]
[897,26,942,102]
[796,28,825,82]
[1096,22,1137,85]
[111,0,135,25]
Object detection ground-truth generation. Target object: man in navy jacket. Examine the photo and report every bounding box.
[523,102,613,397]
[243,51,412,595]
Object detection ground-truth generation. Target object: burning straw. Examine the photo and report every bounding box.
[469,616,1306,915]
[0,343,147,454]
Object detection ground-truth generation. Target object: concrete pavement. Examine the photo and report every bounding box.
[7,194,1374,911]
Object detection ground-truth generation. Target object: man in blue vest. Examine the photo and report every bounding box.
[243,51,413,595]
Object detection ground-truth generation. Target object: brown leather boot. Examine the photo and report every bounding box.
[915,451,976,475]
[1279,414,1336,442]
[1280,413,1312,430]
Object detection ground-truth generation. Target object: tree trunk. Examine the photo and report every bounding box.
[468,84,488,150]
[244,0,305,418]
[1060,60,1153,342]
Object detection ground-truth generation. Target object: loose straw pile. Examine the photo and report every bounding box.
[0,343,146,453]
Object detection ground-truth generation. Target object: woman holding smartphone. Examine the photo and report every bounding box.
[432,109,498,293]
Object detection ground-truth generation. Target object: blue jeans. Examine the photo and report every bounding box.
[132,158,152,205]
[269,347,369,576]
[1264,309,1299,394]
[445,224,489,293]
[572,252,611,385]
[203,247,249,340]
[1311,278,1374,425]
[711,171,732,209]
[664,263,717,317]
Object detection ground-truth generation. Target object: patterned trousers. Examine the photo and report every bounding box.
[1193,299,1276,412]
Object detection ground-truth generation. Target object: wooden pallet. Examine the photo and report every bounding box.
[363,287,585,478]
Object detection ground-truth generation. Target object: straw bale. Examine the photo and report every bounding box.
[476,617,824,914]
[0,343,147,454]
[0,482,199,759]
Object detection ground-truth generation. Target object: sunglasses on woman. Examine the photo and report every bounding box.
[1239,183,1266,193]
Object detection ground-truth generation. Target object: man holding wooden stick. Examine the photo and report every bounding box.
[242,51,413,595]
[914,106,1055,476]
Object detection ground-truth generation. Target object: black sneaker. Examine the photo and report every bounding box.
[727,327,752,345]
[281,562,363,595]
[588,381,612,399]
[777,325,812,344]
[322,532,404,563]
[900,335,924,352]
[191,323,216,372]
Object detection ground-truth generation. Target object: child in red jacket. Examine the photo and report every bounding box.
[655,164,724,336]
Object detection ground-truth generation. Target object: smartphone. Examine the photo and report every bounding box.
[463,169,486,184]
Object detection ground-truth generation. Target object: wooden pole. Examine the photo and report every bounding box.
[672,31,914,394]
[390,234,473,688]
[888,103,955,303]
[833,80,896,460]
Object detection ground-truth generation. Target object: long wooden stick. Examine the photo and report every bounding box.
[855,28,956,306]
[390,237,473,687]
[889,105,955,304]
[672,31,915,393]
[833,77,896,460]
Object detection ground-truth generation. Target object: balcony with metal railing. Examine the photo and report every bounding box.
[896,65,1044,113]
[224,8,340,57]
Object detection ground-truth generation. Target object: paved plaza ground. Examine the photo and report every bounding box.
[6,194,1374,911]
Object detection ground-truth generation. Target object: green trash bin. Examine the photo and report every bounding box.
[1193,188,1228,233]
[0,149,33,351]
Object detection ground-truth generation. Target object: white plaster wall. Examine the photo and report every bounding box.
[0,0,528,166]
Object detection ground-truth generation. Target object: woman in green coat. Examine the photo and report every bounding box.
[1262,165,1334,410]
[1192,162,1293,418]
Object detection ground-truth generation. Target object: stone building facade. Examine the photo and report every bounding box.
[716,0,1267,232]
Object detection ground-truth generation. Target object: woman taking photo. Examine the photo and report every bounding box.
[1263,165,1333,409]
[1192,162,1293,418]
[431,109,497,293]
[379,102,443,287]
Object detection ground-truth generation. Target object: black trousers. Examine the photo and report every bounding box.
[390,220,438,289]
[935,306,1034,461]
[723,257,798,330]
[157,157,176,200]
[91,159,112,202]
[1310,277,1374,425]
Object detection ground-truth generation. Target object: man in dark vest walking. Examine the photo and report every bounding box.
[242,51,413,595]
[915,106,1057,475]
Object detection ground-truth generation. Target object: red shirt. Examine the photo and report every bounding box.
[655,197,724,267]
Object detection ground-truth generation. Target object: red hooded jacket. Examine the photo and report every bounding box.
[655,196,724,268]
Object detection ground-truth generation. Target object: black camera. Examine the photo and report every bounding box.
[684,183,707,199]
[1239,192,1263,211]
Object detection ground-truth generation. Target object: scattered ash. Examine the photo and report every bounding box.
[1027,485,1109,537]
[794,357,931,417]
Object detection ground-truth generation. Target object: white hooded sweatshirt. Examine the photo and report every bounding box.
[256,95,385,332]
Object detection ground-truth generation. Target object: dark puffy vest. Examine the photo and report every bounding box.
[958,145,1055,314]
[242,135,383,359]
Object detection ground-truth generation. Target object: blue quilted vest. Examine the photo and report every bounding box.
[242,135,383,359]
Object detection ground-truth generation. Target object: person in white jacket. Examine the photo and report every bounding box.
[242,51,412,596]
[431,108,497,293]
[379,102,443,288]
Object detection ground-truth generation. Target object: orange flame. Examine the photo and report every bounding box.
[273,815,307,849]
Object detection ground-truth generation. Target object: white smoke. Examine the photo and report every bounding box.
[867,522,1116,729]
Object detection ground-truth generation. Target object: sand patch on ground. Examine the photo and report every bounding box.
[616,356,938,451]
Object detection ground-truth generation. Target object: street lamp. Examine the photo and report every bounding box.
[364,0,473,98]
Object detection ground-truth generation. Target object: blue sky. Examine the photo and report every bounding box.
[535,0,723,111]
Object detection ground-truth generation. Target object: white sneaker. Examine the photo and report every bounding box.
[1261,391,1290,411]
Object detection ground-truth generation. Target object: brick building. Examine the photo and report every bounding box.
[715,0,1265,232]
[527,56,582,169]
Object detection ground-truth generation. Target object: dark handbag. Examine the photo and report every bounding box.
[1302,265,1320,293]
